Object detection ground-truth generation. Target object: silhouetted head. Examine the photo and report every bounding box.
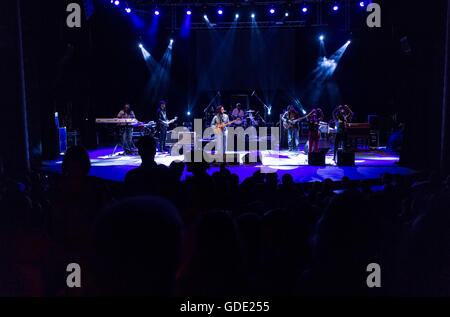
[136,136,157,164]
[62,146,91,178]
[91,196,182,296]
[282,173,294,185]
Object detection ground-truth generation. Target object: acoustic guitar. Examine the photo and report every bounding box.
[213,119,238,134]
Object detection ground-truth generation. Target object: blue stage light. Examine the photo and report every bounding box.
[302,7,308,13]
[218,9,223,15]
[359,1,365,7]
[319,35,324,41]
[114,0,119,6]
[154,10,160,16]
[186,10,192,15]
[269,8,275,14]
[285,12,289,17]
[187,111,191,116]
[125,7,131,13]
[138,43,143,48]
[332,5,339,11]
[251,13,255,18]
[235,13,239,19]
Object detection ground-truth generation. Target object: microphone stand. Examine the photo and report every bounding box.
[203,91,221,124]
[252,91,270,124]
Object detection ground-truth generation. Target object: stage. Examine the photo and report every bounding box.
[42,146,416,184]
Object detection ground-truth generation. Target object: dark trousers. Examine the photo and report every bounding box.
[159,126,167,152]
[287,128,299,151]
[308,131,320,153]
[122,127,133,154]
[334,132,347,159]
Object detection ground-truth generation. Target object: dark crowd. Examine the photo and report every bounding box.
[1,136,450,296]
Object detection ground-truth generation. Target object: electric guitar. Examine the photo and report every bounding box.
[161,116,178,127]
[283,115,307,130]
[213,119,238,133]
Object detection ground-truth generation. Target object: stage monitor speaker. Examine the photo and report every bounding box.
[337,151,355,166]
[308,152,325,166]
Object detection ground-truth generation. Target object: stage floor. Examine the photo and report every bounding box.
[41,147,416,184]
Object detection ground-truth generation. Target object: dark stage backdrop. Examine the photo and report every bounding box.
[195,29,295,91]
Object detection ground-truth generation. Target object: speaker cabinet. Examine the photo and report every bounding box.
[308,152,325,166]
[337,151,355,166]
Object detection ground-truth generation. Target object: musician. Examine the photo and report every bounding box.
[211,105,229,154]
[282,105,300,151]
[332,104,354,160]
[117,103,136,155]
[157,100,168,152]
[306,108,324,153]
[231,103,245,126]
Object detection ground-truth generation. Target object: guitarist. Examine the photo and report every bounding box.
[157,100,173,153]
[282,105,301,151]
[211,105,229,154]
[332,104,354,161]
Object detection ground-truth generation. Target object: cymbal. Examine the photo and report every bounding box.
[246,110,255,113]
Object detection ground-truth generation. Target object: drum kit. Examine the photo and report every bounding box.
[231,109,262,128]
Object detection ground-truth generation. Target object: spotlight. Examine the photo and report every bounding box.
[154,10,160,16]
[251,13,255,18]
[125,7,131,13]
[217,9,223,15]
[235,13,239,19]
[186,10,192,15]
[332,4,339,11]
[359,1,365,7]
[346,40,351,45]
[269,8,275,14]
[114,0,119,5]
[319,35,324,41]
[170,38,174,44]
[285,12,289,17]
[302,6,308,13]
[138,43,143,48]
[187,111,191,116]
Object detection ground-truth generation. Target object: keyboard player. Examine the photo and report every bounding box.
[117,103,136,155]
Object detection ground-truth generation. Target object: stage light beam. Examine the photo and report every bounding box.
[235,13,239,19]
[154,10,160,16]
[251,13,255,19]
[319,35,324,41]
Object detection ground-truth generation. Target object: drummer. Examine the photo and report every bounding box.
[231,103,245,127]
